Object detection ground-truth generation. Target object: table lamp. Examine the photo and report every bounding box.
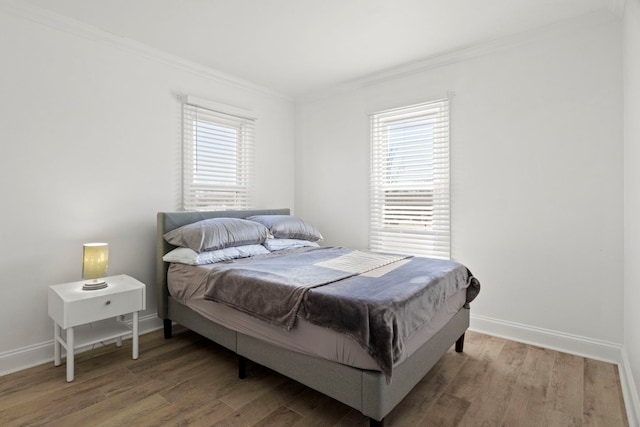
[82,243,109,290]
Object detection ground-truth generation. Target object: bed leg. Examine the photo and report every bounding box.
[370,417,385,427]
[163,319,172,339]
[455,332,465,352]
[238,356,247,379]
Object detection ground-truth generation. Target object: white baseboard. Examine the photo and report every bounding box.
[620,349,640,427]
[470,314,639,426]
[0,314,163,377]
[470,313,623,363]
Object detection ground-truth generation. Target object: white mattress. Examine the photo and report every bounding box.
[168,262,466,371]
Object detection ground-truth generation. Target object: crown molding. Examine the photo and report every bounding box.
[0,0,291,101]
[297,8,620,105]
[2,0,620,105]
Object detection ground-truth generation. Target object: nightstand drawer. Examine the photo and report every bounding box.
[64,288,143,327]
[49,274,146,329]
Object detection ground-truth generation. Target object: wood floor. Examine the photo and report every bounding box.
[0,328,629,426]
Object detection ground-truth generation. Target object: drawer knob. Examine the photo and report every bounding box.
[105,300,111,305]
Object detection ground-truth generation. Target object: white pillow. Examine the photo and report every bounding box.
[163,244,269,265]
[263,238,319,252]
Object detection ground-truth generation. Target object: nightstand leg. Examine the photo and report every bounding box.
[132,311,139,359]
[53,323,61,366]
[116,315,124,347]
[66,327,74,382]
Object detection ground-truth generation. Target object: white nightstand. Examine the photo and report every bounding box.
[48,274,146,382]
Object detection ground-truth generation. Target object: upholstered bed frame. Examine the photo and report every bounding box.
[156,209,469,426]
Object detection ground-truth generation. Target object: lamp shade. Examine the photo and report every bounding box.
[82,243,109,280]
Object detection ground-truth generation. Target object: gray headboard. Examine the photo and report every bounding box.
[156,208,290,319]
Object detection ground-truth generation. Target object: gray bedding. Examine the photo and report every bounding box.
[203,246,479,381]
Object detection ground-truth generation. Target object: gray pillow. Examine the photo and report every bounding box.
[247,215,323,242]
[163,218,269,253]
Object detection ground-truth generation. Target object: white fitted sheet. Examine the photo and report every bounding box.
[168,262,466,371]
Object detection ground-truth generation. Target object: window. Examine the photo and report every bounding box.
[369,98,450,259]
[181,97,255,211]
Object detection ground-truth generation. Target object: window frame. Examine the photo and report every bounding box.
[369,98,451,259]
[180,96,256,211]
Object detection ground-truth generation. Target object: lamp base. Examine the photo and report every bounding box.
[82,280,108,291]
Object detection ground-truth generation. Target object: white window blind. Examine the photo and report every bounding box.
[181,99,255,211]
[369,98,450,259]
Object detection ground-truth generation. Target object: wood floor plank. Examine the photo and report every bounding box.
[126,340,212,375]
[283,387,335,418]
[583,358,628,427]
[51,376,169,426]
[254,405,303,427]
[501,345,557,426]
[615,365,631,427]
[446,334,505,402]
[143,394,235,427]
[0,328,629,427]
[384,379,442,426]
[269,378,308,405]
[218,369,288,410]
[291,396,351,427]
[88,393,169,427]
[418,392,471,426]
[160,369,238,407]
[0,367,141,426]
[543,408,583,427]
[212,390,285,427]
[456,339,528,426]
[158,350,238,404]
[546,351,585,420]
[334,409,369,427]
[461,330,489,357]
[0,365,76,409]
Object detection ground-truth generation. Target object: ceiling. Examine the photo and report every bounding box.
[23,0,613,98]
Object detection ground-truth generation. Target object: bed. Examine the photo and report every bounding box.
[156,208,479,426]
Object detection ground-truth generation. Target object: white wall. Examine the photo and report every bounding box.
[0,7,294,370]
[624,0,640,419]
[295,13,624,351]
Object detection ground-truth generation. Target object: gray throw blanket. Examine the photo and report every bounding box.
[203,246,480,381]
